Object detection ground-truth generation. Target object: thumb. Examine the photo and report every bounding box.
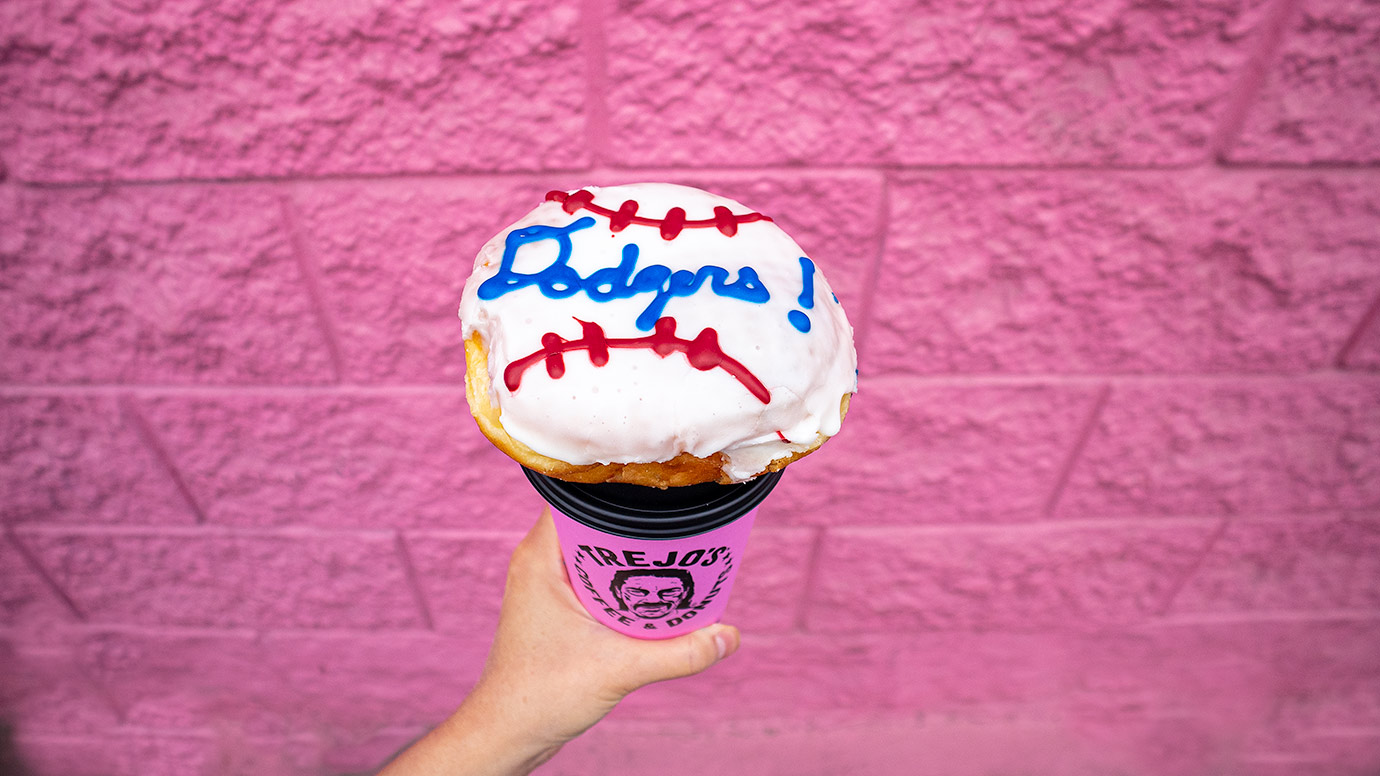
[627,623,741,687]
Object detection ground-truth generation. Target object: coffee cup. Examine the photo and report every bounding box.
[523,468,782,640]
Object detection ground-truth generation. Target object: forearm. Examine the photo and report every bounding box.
[376,683,564,776]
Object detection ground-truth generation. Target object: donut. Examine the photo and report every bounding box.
[458,183,857,488]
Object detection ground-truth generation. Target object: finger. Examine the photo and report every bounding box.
[625,623,740,687]
[510,506,559,572]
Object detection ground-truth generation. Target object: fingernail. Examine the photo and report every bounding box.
[712,630,729,660]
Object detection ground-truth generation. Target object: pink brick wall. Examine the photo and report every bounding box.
[2,0,1377,773]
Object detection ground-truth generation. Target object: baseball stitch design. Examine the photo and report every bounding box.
[546,189,774,239]
[504,317,771,404]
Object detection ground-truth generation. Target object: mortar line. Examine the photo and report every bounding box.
[1208,0,1301,160]
[5,528,87,622]
[11,522,402,538]
[849,172,890,372]
[278,193,346,383]
[0,384,467,397]
[118,394,208,524]
[792,526,830,633]
[581,0,612,167]
[1041,383,1112,518]
[1334,289,1380,368]
[3,370,1379,399]
[394,532,436,631]
[11,160,1380,191]
[1149,609,1380,627]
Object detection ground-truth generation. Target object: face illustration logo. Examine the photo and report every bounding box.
[571,542,737,632]
[609,569,694,620]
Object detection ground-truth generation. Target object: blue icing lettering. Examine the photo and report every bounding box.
[788,256,816,333]
[796,257,816,309]
[477,216,770,331]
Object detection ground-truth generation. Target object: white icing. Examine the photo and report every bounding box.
[459,183,857,482]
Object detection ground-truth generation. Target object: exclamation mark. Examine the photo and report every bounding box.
[788,256,816,333]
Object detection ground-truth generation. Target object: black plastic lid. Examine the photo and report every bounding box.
[523,468,783,540]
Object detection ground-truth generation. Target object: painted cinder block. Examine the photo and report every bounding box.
[806,520,1220,632]
[1342,308,1380,371]
[1170,514,1380,613]
[720,527,815,633]
[0,185,334,384]
[15,527,425,629]
[763,378,1100,526]
[605,0,1271,167]
[138,393,538,530]
[0,642,120,734]
[871,172,1380,375]
[1227,0,1380,163]
[289,179,551,384]
[562,715,1115,776]
[1171,619,1380,772]
[614,633,895,720]
[289,174,884,384]
[13,733,217,776]
[667,174,884,314]
[0,0,586,182]
[399,531,519,636]
[75,630,483,737]
[0,536,72,627]
[0,396,195,526]
[1057,380,1380,518]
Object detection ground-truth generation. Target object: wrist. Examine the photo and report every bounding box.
[444,679,567,774]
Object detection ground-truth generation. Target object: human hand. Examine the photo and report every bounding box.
[378,508,741,776]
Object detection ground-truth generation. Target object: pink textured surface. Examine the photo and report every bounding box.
[3,0,1379,773]
[1227,0,1380,163]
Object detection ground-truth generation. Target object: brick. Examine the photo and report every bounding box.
[76,630,482,736]
[1,536,71,628]
[1342,304,1380,370]
[668,174,884,314]
[139,393,541,529]
[1227,0,1380,163]
[564,716,1116,776]
[881,621,1379,776]
[0,642,119,734]
[1172,515,1380,614]
[290,179,549,383]
[14,734,217,776]
[292,174,882,383]
[1057,381,1380,518]
[606,0,1270,167]
[0,185,333,384]
[720,528,814,633]
[871,172,1380,375]
[614,633,893,721]
[886,631,1162,712]
[1180,619,1380,773]
[403,532,519,635]
[807,521,1219,632]
[16,527,423,629]
[0,396,194,526]
[1235,759,1380,776]
[0,1,585,182]
[763,378,1099,525]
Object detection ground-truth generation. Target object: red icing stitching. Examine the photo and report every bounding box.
[504,317,771,405]
[545,190,773,239]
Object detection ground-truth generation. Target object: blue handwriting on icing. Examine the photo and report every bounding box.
[787,256,816,333]
[476,217,771,331]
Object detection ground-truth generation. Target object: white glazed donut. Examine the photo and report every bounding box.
[459,183,857,488]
